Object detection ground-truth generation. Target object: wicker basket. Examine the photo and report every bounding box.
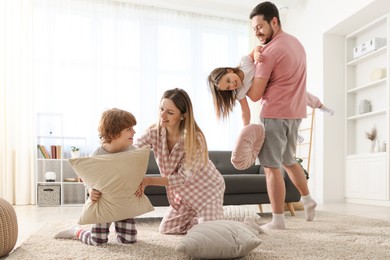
[0,198,18,257]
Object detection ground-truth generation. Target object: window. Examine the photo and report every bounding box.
[33,0,249,152]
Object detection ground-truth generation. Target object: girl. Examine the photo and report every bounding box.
[135,88,225,234]
[207,46,334,126]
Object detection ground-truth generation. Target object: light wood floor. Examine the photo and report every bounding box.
[11,203,390,249]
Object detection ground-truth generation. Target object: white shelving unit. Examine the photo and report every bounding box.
[344,14,389,203]
[36,113,88,206]
[322,0,390,205]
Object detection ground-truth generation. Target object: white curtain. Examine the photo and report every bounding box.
[1,0,250,204]
[0,0,35,204]
[33,0,249,151]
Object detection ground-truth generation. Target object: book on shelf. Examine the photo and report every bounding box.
[37,144,62,159]
[49,145,62,159]
[51,145,57,159]
[37,145,51,159]
[56,145,62,159]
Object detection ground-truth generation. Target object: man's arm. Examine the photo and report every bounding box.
[247,77,268,102]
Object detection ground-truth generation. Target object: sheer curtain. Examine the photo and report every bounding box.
[33,0,250,152]
[1,0,250,204]
[0,0,35,204]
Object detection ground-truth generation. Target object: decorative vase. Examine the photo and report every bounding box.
[375,140,381,153]
[381,141,387,152]
[71,150,80,158]
[359,99,371,114]
[370,140,376,153]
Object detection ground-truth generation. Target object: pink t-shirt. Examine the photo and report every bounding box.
[254,31,307,119]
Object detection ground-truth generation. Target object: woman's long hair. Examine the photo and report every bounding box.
[159,88,208,168]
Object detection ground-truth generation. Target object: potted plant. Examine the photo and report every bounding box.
[70,146,80,158]
[295,157,309,180]
[365,126,377,153]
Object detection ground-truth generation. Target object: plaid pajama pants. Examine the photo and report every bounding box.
[159,194,224,235]
[77,218,137,246]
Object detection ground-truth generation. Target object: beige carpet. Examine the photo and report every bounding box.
[6,211,390,260]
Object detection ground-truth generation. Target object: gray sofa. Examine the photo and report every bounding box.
[144,150,301,215]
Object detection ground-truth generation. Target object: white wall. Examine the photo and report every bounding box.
[282,0,375,202]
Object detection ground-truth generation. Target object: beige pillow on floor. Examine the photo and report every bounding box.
[176,220,262,259]
[68,147,154,225]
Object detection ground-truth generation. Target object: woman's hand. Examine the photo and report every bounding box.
[88,188,101,202]
[135,177,149,197]
[135,183,144,197]
[134,177,168,197]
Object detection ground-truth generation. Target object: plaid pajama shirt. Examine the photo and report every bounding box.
[135,127,225,234]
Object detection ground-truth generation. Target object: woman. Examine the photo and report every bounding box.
[135,88,225,234]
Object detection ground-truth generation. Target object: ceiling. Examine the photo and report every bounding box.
[119,0,305,21]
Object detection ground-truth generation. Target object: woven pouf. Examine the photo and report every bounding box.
[0,198,18,257]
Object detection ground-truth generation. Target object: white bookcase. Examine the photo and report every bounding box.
[344,14,390,203]
[36,113,88,206]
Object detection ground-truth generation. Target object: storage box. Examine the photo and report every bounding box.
[37,184,61,206]
[353,37,386,59]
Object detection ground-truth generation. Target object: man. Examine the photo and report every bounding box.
[247,1,317,230]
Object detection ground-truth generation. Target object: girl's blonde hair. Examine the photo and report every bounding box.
[98,108,136,144]
[207,67,242,120]
[158,88,208,168]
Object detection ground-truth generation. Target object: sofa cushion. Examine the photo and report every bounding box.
[145,151,261,176]
[208,151,260,175]
[146,151,160,175]
[144,179,166,195]
[224,175,267,194]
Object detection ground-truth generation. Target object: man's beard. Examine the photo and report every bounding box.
[258,27,274,45]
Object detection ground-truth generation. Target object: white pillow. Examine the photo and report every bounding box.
[223,205,261,222]
[176,220,262,259]
[68,147,154,225]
